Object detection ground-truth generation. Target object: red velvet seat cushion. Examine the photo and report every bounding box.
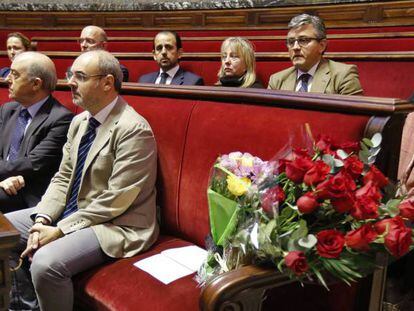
[73,235,201,311]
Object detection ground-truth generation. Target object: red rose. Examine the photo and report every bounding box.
[316,230,345,258]
[345,224,378,251]
[351,196,379,220]
[315,135,333,155]
[316,172,355,200]
[398,199,414,221]
[331,193,355,213]
[363,165,388,188]
[355,181,382,202]
[374,216,405,234]
[285,157,313,183]
[297,192,319,214]
[385,226,412,258]
[261,186,285,215]
[303,160,330,186]
[344,155,364,178]
[285,251,309,275]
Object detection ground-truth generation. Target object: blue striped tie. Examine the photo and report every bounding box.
[8,109,31,160]
[298,73,311,92]
[62,117,100,219]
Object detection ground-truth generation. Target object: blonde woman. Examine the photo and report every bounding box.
[216,37,263,88]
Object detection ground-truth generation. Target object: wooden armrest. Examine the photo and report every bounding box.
[200,265,295,311]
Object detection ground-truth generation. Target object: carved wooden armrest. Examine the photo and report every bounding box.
[199,265,295,311]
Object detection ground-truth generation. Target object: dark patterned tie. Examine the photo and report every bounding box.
[8,109,31,160]
[62,117,100,219]
[159,72,169,85]
[298,73,311,92]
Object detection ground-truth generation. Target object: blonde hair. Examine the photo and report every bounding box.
[217,37,257,88]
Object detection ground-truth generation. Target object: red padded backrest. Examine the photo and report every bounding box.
[178,101,370,246]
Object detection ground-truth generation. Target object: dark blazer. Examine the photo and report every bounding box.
[0,67,10,78]
[138,67,204,86]
[0,96,73,209]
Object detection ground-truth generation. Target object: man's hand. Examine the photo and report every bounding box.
[0,175,25,195]
[21,224,64,259]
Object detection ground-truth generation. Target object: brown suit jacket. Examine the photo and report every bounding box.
[267,59,363,95]
[398,112,414,198]
[33,97,159,258]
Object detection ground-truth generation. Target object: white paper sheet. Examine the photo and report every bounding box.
[133,246,207,285]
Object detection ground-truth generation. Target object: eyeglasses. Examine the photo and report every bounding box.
[77,38,98,45]
[66,71,106,83]
[286,37,321,48]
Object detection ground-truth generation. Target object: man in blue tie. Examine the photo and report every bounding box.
[0,51,73,213]
[5,50,158,311]
[268,14,363,95]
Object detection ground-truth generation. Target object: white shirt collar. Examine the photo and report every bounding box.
[297,61,320,80]
[88,96,118,125]
[25,95,49,118]
[159,65,180,80]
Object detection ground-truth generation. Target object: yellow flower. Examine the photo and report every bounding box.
[227,175,251,196]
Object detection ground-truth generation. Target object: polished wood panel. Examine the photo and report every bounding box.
[0,0,413,30]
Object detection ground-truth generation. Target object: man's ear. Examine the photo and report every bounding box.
[32,77,43,91]
[177,48,183,59]
[319,39,327,54]
[152,50,157,61]
[101,41,108,50]
[102,74,115,91]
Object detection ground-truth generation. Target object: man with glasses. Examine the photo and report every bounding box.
[138,30,204,85]
[6,50,158,311]
[0,51,72,215]
[74,25,129,82]
[268,14,363,95]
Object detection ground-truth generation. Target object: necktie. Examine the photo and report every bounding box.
[62,117,100,219]
[159,72,169,85]
[8,109,31,161]
[298,73,311,92]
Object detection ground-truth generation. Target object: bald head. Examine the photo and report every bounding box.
[79,26,108,52]
[7,52,56,105]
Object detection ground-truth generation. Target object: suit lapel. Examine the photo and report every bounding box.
[19,97,54,154]
[284,69,297,91]
[311,59,330,93]
[2,104,20,159]
[171,67,184,85]
[82,98,125,174]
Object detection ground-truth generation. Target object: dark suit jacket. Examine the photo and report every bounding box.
[0,96,73,208]
[0,67,10,78]
[138,67,204,85]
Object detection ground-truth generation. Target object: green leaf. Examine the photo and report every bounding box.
[291,219,308,240]
[371,133,382,148]
[362,138,374,148]
[298,234,317,249]
[385,199,402,217]
[336,149,349,160]
[358,150,369,163]
[311,266,329,290]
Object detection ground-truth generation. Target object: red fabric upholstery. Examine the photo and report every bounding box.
[73,235,200,311]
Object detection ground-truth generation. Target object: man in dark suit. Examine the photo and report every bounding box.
[138,31,204,85]
[0,51,73,214]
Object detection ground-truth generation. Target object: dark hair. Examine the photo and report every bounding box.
[153,30,182,49]
[7,32,31,50]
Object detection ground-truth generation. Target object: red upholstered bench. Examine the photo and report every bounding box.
[0,82,411,310]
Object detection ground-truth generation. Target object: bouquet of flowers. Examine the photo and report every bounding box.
[198,131,414,288]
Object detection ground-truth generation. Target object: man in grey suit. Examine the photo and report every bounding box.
[6,50,158,311]
[138,30,204,85]
[0,51,73,214]
[268,14,363,95]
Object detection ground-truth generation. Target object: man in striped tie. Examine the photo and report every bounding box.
[6,50,158,311]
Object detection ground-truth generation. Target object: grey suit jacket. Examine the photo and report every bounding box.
[33,97,159,258]
[267,59,363,95]
[0,96,73,207]
[138,67,204,85]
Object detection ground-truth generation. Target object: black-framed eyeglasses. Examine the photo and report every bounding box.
[66,71,106,83]
[286,37,321,48]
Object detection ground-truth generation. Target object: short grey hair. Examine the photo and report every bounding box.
[15,51,57,92]
[93,50,123,92]
[288,14,326,39]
